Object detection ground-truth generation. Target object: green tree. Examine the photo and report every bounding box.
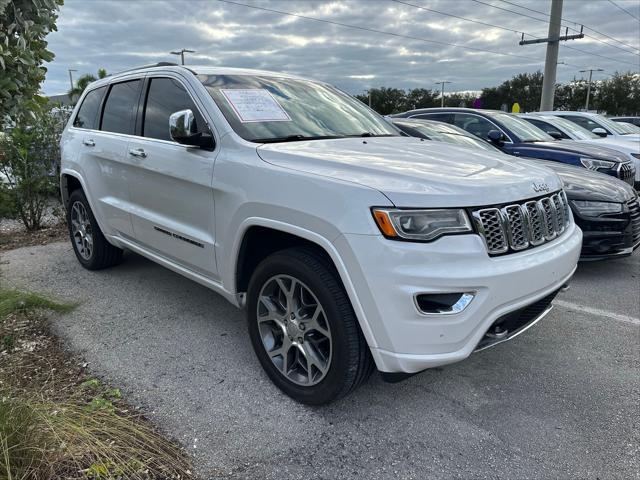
[68,68,108,103]
[356,87,407,115]
[0,0,63,121]
[596,72,640,115]
[0,103,67,230]
[479,71,544,112]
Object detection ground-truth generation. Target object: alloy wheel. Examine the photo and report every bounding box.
[256,274,332,386]
[70,201,93,260]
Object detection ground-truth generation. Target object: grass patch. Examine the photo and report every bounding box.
[0,288,76,321]
[0,288,193,479]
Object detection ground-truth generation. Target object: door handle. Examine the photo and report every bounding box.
[128,148,147,158]
[82,139,95,147]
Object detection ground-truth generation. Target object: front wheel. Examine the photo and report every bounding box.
[67,189,123,270]
[247,247,374,405]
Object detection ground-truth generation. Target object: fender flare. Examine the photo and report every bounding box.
[230,217,378,349]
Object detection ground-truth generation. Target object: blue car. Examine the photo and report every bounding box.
[391,108,636,187]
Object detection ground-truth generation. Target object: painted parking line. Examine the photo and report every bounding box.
[554,300,640,326]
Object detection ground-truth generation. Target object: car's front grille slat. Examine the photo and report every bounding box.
[473,190,571,256]
[628,197,640,245]
[618,162,636,186]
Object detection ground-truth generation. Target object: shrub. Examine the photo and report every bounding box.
[0,105,68,230]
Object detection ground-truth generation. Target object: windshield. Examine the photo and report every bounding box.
[397,121,501,153]
[198,74,397,142]
[616,122,640,133]
[486,111,554,142]
[591,114,636,135]
[546,116,599,140]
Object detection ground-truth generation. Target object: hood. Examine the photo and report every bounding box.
[579,138,640,154]
[519,158,636,203]
[257,137,562,207]
[522,140,629,163]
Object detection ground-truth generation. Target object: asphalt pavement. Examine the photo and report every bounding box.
[1,242,638,479]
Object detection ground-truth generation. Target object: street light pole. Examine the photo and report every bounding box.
[170,48,195,65]
[68,69,77,90]
[580,68,603,111]
[435,81,452,107]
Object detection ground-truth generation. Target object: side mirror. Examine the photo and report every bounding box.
[591,127,607,137]
[487,129,504,144]
[169,109,215,149]
[548,130,563,140]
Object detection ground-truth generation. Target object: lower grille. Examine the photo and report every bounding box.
[475,288,560,351]
[628,197,640,245]
[619,162,636,186]
[472,191,571,256]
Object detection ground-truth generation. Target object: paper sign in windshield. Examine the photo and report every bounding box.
[221,89,291,123]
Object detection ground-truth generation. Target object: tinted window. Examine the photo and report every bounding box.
[101,80,141,135]
[413,113,451,123]
[452,113,496,139]
[143,78,202,141]
[73,87,105,129]
[525,118,569,139]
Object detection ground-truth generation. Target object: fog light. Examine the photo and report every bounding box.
[414,292,475,315]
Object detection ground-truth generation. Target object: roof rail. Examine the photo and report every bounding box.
[110,62,194,77]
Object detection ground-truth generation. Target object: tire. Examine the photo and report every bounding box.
[247,247,374,405]
[67,189,123,270]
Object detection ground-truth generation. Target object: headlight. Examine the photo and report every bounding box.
[571,200,623,216]
[372,208,472,241]
[580,157,616,171]
[631,153,640,160]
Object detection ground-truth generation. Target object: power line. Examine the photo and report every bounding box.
[608,0,640,22]
[216,0,541,62]
[497,0,640,54]
[469,0,640,65]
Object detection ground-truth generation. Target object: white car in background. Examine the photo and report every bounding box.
[521,114,640,188]
[540,111,640,142]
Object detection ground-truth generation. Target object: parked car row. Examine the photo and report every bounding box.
[391,108,638,188]
[390,118,640,260]
[59,64,634,404]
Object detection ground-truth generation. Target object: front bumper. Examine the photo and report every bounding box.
[334,224,582,373]
[575,198,640,260]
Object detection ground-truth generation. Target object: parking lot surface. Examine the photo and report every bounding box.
[2,242,638,479]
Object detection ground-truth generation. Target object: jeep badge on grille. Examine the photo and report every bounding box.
[532,182,550,193]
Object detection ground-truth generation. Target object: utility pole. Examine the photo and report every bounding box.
[170,48,195,65]
[519,0,584,111]
[68,69,77,90]
[435,81,451,107]
[580,68,603,111]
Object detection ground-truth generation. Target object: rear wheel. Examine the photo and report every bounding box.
[67,189,123,270]
[247,247,374,405]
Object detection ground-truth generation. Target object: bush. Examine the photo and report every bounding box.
[0,105,68,230]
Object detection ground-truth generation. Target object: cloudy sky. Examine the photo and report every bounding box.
[42,0,640,96]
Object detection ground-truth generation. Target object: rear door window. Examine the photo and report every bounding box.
[142,77,203,141]
[73,86,106,130]
[100,80,142,135]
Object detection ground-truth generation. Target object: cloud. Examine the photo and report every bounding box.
[42,0,640,96]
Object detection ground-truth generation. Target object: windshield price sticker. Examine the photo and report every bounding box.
[221,89,292,123]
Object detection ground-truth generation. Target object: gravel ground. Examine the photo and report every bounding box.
[1,242,638,480]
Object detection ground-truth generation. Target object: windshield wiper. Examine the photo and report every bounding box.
[252,134,343,143]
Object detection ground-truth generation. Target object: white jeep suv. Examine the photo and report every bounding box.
[60,64,582,404]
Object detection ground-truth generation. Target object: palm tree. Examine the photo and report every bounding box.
[68,68,108,104]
